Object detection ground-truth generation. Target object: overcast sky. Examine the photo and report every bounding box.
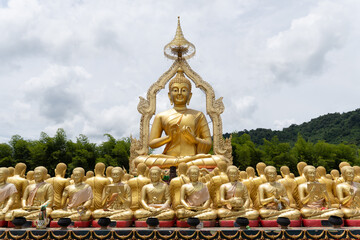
[0,0,359,143]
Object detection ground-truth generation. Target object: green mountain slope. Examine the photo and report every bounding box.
[225,108,360,146]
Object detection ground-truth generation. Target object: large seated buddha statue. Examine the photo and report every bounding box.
[130,17,232,171]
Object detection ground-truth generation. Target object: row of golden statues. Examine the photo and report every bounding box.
[0,160,359,223]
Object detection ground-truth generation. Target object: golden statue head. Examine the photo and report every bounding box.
[8,167,15,177]
[14,163,26,177]
[34,166,48,183]
[341,166,354,182]
[226,166,239,182]
[94,162,106,176]
[303,165,316,182]
[86,170,94,179]
[316,166,326,177]
[187,165,199,182]
[178,162,188,176]
[168,68,192,106]
[264,166,277,182]
[55,163,67,178]
[246,167,255,178]
[330,169,340,179]
[149,166,162,183]
[111,167,124,183]
[137,163,147,176]
[280,166,290,177]
[0,167,10,183]
[256,162,266,175]
[240,171,247,180]
[106,166,114,178]
[73,167,85,184]
[297,162,307,176]
[26,170,34,181]
[339,161,350,170]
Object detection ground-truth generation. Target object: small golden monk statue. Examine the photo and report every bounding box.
[51,167,93,221]
[176,166,217,221]
[26,171,35,185]
[258,166,300,220]
[217,166,259,220]
[316,166,339,208]
[7,163,29,209]
[169,163,189,209]
[46,163,70,210]
[298,165,343,219]
[11,166,54,220]
[134,167,175,220]
[0,168,17,221]
[133,67,229,169]
[279,166,297,208]
[127,163,151,210]
[336,166,360,219]
[92,167,133,220]
[85,163,111,210]
[209,161,229,208]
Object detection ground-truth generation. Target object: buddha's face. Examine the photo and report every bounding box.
[150,169,161,183]
[188,168,199,182]
[265,167,277,182]
[112,169,123,183]
[34,169,46,183]
[73,170,84,184]
[168,83,192,106]
[305,167,316,182]
[227,168,239,182]
[344,168,355,182]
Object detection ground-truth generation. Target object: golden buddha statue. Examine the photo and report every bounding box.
[127,163,151,210]
[176,166,217,220]
[209,161,229,208]
[0,168,17,221]
[217,166,259,220]
[92,167,133,220]
[169,163,189,209]
[11,166,54,220]
[279,166,297,208]
[258,166,300,220]
[134,167,175,220]
[298,165,343,219]
[85,162,111,210]
[7,163,29,209]
[243,167,257,208]
[50,167,93,221]
[255,162,267,184]
[46,163,70,210]
[26,170,35,185]
[316,166,339,208]
[331,169,341,183]
[336,166,360,219]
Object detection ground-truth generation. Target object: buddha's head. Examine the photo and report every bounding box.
[73,167,85,184]
[256,162,266,176]
[149,166,162,183]
[303,165,316,182]
[26,170,34,181]
[316,166,326,178]
[217,160,228,173]
[178,163,188,176]
[0,167,10,183]
[106,166,114,178]
[280,166,290,177]
[94,162,106,176]
[8,167,15,177]
[14,163,26,177]
[34,166,48,183]
[339,161,350,171]
[297,162,307,176]
[112,167,124,183]
[246,167,255,178]
[331,169,340,179]
[168,68,192,107]
[226,166,239,182]
[187,166,200,183]
[341,166,354,182]
[55,163,67,178]
[264,166,277,183]
[240,171,247,180]
[86,170,94,179]
[137,163,147,176]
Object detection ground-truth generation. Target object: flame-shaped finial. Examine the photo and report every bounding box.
[164,17,196,60]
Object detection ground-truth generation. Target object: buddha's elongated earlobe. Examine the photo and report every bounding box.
[187,93,192,105]
[168,92,174,105]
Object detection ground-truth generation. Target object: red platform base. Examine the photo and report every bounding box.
[92,220,132,227]
[219,220,259,227]
[0,221,7,227]
[345,219,360,227]
[73,221,91,228]
[135,220,175,227]
[260,219,302,227]
[302,219,344,227]
[177,220,216,228]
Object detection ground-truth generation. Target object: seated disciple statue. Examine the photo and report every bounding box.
[258,166,301,220]
[217,166,259,220]
[127,163,150,210]
[176,166,217,221]
[46,163,70,210]
[298,165,343,219]
[279,166,298,208]
[134,167,175,220]
[317,166,339,208]
[336,166,360,219]
[209,161,229,208]
[85,163,111,210]
[0,168,17,221]
[7,163,29,210]
[169,163,189,209]
[11,166,54,220]
[134,68,229,169]
[50,167,93,221]
[92,167,133,220]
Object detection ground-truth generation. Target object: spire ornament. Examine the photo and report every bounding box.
[164,17,196,60]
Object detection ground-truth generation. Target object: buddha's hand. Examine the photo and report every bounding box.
[148,207,157,212]
[182,126,197,144]
[169,124,180,140]
[1,207,8,213]
[230,198,243,207]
